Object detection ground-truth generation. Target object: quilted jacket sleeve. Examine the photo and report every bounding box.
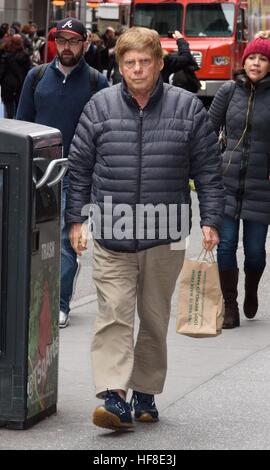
[190,98,225,232]
[208,80,235,135]
[65,98,101,224]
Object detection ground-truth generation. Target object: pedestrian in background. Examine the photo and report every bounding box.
[0,34,31,118]
[10,21,32,55]
[46,26,57,63]
[209,37,270,328]
[28,22,46,65]
[106,26,128,84]
[101,26,116,71]
[0,23,9,41]
[162,31,201,93]
[84,29,103,72]
[66,26,224,431]
[16,17,108,328]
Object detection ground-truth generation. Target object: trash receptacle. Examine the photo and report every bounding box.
[0,119,67,429]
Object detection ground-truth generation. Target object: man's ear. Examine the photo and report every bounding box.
[83,40,88,52]
[159,58,164,71]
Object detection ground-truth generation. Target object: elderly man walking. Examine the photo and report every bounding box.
[66,27,225,431]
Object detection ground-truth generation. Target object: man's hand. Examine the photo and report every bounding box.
[69,223,88,256]
[202,226,220,251]
[173,30,183,40]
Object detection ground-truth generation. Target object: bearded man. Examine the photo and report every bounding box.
[17,18,108,328]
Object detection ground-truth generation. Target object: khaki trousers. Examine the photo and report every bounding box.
[91,241,185,398]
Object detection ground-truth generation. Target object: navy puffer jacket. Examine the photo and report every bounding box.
[66,78,225,252]
[209,74,270,224]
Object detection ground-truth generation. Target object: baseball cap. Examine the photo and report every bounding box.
[55,18,87,40]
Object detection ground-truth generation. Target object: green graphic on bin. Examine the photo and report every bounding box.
[27,263,59,419]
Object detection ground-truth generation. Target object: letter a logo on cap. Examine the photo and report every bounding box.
[62,20,73,29]
[56,17,87,39]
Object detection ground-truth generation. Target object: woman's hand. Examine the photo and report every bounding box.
[202,226,220,251]
[173,30,184,40]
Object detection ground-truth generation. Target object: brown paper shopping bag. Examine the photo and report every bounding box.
[176,250,224,338]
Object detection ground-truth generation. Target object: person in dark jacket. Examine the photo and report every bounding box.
[17,17,108,329]
[106,26,128,84]
[0,34,31,118]
[0,23,9,41]
[10,21,33,55]
[66,26,224,431]
[162,31,200,93]
[209,37,270,329]
[84,30,104,72]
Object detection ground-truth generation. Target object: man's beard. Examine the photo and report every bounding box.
[58,48,83,67]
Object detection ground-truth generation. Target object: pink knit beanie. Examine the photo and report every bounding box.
[242,37,270,65]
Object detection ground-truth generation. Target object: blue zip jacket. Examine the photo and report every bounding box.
[16,57,109,158]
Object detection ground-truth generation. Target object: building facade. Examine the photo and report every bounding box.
[0,1,131,33]
[0,1,88,29]
[0,0,31,25]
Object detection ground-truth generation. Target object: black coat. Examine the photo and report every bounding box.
[161,38,199,84]
[0,49,31,102]
[84,43,104,73]
[209,74,270,225]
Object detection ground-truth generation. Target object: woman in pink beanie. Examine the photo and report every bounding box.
[209,37,270,329]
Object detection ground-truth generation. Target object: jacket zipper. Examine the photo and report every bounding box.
[235,84,255,219]
[135,108,143,250]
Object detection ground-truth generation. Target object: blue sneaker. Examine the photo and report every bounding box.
[93,391,134,430]
[131,391,159,422]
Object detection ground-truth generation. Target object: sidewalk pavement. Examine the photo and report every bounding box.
[1,196,270,450]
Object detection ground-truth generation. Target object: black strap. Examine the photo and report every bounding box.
[219,81,236,153]
[225,80,236,116]
[89,66,99,95]
[223,81,236,135]
[32,63,99,95]
[32,63,49,92]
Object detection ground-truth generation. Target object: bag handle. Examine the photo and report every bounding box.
[197,248,215,263]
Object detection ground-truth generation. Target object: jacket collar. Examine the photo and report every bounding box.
[51,56,87,77]
[121,75,164,109]
[236,72,270,91]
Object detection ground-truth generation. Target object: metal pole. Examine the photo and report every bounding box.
[79,0,87,24]
[44,0,51,63]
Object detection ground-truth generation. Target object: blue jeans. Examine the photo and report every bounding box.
[60,176,78,314]
[217,216,268,272]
